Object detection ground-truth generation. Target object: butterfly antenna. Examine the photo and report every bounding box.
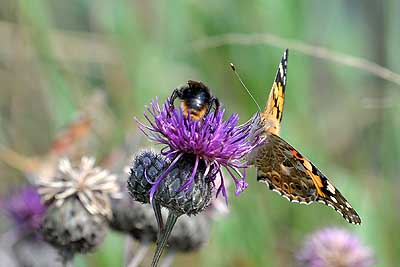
[230,63,261,112]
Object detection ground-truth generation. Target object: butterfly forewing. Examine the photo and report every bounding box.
[262,48,288,136]
[252,49,361,225]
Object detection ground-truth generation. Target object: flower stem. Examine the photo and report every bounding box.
[151,212,180,267]
[152,200,164,238]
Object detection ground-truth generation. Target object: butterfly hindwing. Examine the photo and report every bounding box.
[253,49,361,224]
[255,133,318,204]
[256,133,361,224]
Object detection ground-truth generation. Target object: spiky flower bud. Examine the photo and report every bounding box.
[110,192,159,242]
[41,197,107,254]
[169,213,210,252]
[155,155,213,216]
[127,150,169,204]
[128,151,213,216]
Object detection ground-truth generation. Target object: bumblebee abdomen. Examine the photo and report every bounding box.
[173,80,215,121]
[182,102,208,121]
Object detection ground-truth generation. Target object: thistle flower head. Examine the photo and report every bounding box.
[1,186,46,235]
[297,227,375,267]
[135,98,263,202]
[37,157,120,219]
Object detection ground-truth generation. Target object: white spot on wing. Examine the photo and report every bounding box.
[326,181,336,193]
[279,64,284,81]
[272,189,283,196]
[259,180,270,187]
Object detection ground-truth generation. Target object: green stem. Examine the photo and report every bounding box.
[152,200,164,239]
[151,212,180,267]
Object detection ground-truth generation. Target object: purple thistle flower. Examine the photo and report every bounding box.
[297,227,375,267]
[135,98,263,203]
[1,186,46,235]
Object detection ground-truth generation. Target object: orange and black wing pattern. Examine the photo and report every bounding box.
[254,133,361,224]
[253,49,361,224]
[261,48,288,135]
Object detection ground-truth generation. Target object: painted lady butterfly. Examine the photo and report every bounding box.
[248,49,361,224]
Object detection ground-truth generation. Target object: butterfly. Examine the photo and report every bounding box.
[248,49,361,224]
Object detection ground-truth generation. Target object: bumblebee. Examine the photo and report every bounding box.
[169,80,220,120]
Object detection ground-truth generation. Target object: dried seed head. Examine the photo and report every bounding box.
[37,157,120,219]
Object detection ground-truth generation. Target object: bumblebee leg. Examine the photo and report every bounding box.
[169,89,180,111]
[208,97,220,116]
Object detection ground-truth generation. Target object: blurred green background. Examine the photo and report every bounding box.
[0,0,399,266]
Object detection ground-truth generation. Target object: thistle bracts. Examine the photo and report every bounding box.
[127,150,169,204]
[127,150,214,267]
[110,193,159,242]
[37,157,119,257]
[41,197,107,255]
